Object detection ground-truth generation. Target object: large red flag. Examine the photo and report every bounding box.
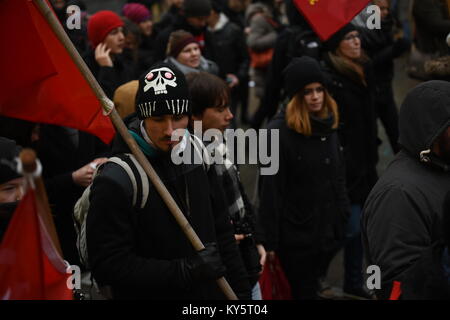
[0,0,115,144]
[0,188,73,300]
[293,0,371,41]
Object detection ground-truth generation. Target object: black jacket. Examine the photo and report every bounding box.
[87,118,251,299]
[361,80,450,299]
[413,0,450,56]
[208,19,249,82]
[36,125,110,266]
[322,56,379,205]
[83,50,136,99]
[259,112,350,252]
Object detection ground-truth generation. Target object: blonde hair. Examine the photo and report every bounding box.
[286,89,339,136]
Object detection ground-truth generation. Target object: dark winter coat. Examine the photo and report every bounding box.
[259,112,350,253]
[360,18,409,153]
[322,55,379,205]
[361,80,450,300]
[87,117,251,299]
[413,0,450,56]
[83,50,136,99]
[207,16,249,82]
[36,125,110,266]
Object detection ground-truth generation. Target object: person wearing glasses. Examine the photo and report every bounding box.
[322,23,379,299]
[259,56,351,300]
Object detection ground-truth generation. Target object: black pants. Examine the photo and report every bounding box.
[277,247,336,300]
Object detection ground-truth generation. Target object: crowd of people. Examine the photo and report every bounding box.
[1,0,450,300]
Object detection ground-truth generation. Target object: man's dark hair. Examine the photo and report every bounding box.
[186,72,230,117]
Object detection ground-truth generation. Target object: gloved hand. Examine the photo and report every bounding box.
[392,37,411,57]
[180,242,227,286]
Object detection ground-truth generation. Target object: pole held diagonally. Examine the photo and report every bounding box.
[33,0,237,300]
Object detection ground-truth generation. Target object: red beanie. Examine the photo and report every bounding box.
[88,10,124,48]
[122,3,151,24]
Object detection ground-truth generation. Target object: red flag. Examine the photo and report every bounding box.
[293,0,371,41]
[0,188,73,300]
[0,0,115,144]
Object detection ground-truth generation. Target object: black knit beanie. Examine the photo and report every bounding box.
[324,23,357,53]
[136,62,191,119]
[0,137,21,185]
[283,56,325,100]
[183,0,212,17]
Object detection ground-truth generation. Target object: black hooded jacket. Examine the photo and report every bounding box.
[86,116,251,299]
[361,81,450,299]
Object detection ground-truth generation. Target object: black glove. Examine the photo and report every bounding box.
[392,38,411,57]
[180,242,227,286]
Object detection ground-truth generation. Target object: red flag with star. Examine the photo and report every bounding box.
[293,0,371,41]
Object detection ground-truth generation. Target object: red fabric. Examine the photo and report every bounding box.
[389,281,402,300]
[88,10,124,47]
[0,189,73,300]
[259,255,292,300]
[293,0,371,41]
[0,0,115,144]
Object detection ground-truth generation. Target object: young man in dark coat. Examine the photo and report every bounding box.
[86,63,251,300]
[153,0,215,63]
[207,1,250,125]
[362,80,450,300]
[83,10,135,99]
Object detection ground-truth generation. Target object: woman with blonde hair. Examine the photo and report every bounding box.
[259,56,350,300]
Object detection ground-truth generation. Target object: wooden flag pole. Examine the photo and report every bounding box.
[33,0,238,300]
[19,149,63,258]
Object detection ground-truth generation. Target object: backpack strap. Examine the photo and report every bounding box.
[126,153,149,209]
[107,156,139,207]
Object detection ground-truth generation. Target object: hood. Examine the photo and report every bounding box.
[399,80,450,167]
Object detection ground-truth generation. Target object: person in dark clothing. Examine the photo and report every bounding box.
[35,125,109,267]
[221,0,248,30]
[187,72,266,299]
[413,0,450,56]
[0,137,24,242]
[259,57,350,300]
[65,0,89,55]
[250,0,320,129]
[362,80,450,300]
[153,0,184,35]
[83,10,135,99]
[322,23,378,299]
[122,2,157,75]
[361,0,410,154]
[87,63,251,299]
[153,0,214,63]
[207,1,250,125]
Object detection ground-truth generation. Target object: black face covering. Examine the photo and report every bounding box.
[0,201,17,241]
[0,201,18,219]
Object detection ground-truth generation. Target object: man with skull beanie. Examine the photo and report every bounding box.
[153,0,215,63]
[86,63,251,299]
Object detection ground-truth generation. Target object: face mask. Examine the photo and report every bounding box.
[0,201,18,219]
